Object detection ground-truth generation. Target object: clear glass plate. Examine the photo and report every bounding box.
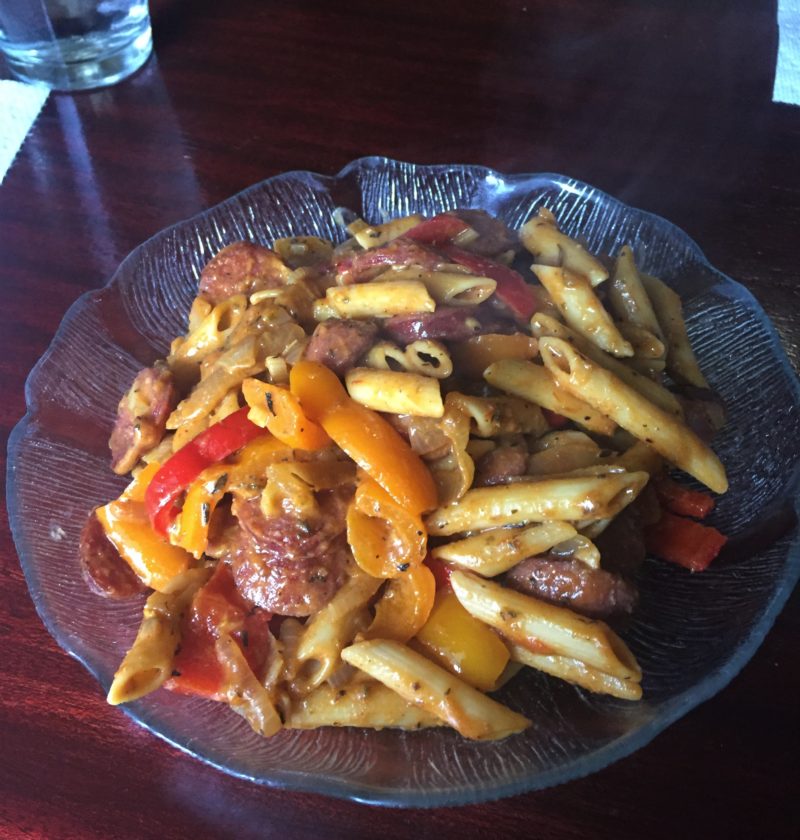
[7,157,800,807]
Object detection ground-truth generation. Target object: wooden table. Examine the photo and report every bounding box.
[1,1,798,837]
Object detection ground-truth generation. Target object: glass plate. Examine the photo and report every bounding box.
[7,157,800,807]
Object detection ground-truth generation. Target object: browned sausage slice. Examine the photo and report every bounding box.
[303,319,378,375]
[199,241,291,305]
[109,362,177,475]
[79,510,147,599]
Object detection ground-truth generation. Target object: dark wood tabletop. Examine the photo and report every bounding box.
[2,1,799,837]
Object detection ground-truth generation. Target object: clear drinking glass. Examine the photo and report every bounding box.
[0,0,152,91]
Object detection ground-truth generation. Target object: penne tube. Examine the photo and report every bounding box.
[446,391,551,439]
[341,639,530,740]
[549,534,600,569]
[107,566,212,706]
[426,470,649,535]
[450,571,641,683]
[539,337,727,493]
[607,246,664,339]
[284,681,443,731]
[520,210,609,286]
[386,266,497,306]
[509,644,642,700]
[405,340,453,379]
[345,367,444,418]
[347,214,424,249]
[641,273,709,388]
[169,294,248,374]
[617,322,665,360]
[484,359,616,436]
[530,312,683,416]
[450,333,539,380]
[532,265,633,357]
[431,521,577,576]
[613,440,664,475]
[290,572,382,695]
[323,280,435,319]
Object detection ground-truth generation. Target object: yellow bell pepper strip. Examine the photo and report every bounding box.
[172,435,292,559]
[363,564,436,642]
[346,477,428,578]
[413,590,510,692]
[97,464,192,592]
[290,360,438,515]
[242,378,331,451]
[145,407,268,536]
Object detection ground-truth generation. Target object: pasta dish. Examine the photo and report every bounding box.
[79,207,728,741]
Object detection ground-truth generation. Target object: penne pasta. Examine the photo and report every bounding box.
[520,209,609,286]
[345,367,444,418]
[431,521,578,576]
[483,359,616,436]
[530,312,683,416]
[641,273,709,388]
[107,566,212,706]
[385,266,497,306]
[509,644,642,700]
[347,214,423,249]
[445,392,550,438]
[539,337,727,493]
[341,639,530,740]
[290,572,382,695]
[607,246,664,339]
[426,469,649,535]
[450,571,641,683]
[284,680,442,730]
[532,265,634,358]
[322,280,436,319]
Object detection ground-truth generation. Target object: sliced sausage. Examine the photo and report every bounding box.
[303,319,378,375]
[504,556,638,618]
[228,487,352,617]
[475,446,528,486]
[79,510,147,599]
[452,209,518,258]
[109,362,178,475]
[334,237,443,284]
[199,241,291,305]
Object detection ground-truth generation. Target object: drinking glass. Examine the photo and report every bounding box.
[0,0,152,91]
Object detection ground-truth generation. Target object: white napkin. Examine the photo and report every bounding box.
[775,0,800,105]
[0,80,49,184]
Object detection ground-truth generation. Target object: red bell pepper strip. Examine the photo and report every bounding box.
[645,511,727,572]
[439,245,538,321]
[654,476,716,520]
[145,407,267,535]
[405,213,471,245]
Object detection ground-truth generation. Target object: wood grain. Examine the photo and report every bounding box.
[1,0,798,837]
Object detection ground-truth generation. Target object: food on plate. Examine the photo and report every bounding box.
[80,206,728,741]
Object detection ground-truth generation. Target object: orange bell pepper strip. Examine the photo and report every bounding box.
[97,464,192,592]
[346,477,428,578]
[290,360,438,515]
[363,564,436,642]
[413,590,510,691]
[242,378,331,451]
